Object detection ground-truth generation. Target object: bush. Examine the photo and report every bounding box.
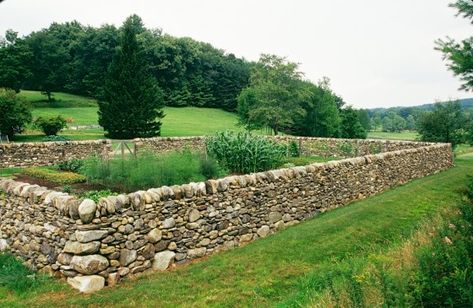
[81,150,218,192]
[42,135,71,142]
[58,159,84,173]
[0,88,32,139]
[200,156,225,180]
[34,115,67,136]
[288,140,300,157]
[23,167,86,184]
[206,131,286,174]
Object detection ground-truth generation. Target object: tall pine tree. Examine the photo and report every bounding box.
[99,15,164,139]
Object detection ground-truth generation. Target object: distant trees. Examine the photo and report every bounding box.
[382,112,407,132]
[0,17,250,110]
[418,101,466,146]
[0,88,32,139]
[237,55,366,138]
[99,15,164,139]
[237,55,306,135]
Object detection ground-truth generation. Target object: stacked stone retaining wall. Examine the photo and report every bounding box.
[0,141,453,291]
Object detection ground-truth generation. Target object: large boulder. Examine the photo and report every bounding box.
[78,199,96,223]
[67,275,105,293]
[70,255,109,274]
[119,249,137,267]
[152,250,176,271]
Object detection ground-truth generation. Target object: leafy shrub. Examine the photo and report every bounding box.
[62,185,72,193]
[79,190,117,202]
[42,135,71,142]
[81,150,215,192]
[0,253,45,293]
[34,115,67,136]
[411,177,473,307]
[58,159,84,173]
[206,131,286,174]
[288,140,300,157]
[23,167,86,184]
[338,142,355,157]
[200,156,225,180]
[0,88,32,139]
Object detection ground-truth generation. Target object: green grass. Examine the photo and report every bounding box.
[0,168,22,177]
[15,90,245,141]
[1,155,471,307]
[368,130,419,141]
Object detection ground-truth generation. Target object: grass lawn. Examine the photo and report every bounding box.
[15,90,245,141]
[367,130,419,141]
[1,153,471,306]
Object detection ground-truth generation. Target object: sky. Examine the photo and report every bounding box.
[0,0,472,108]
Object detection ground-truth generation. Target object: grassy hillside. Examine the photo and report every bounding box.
[367,130,418,141]
[16,91,242,141]
[1,152,471,306]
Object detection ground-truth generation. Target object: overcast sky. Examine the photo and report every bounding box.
[0,0,472,108]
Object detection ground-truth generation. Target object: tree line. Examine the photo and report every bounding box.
[0,16,251,111]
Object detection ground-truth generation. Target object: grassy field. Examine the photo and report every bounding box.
[1,152,471,306]
[15,91,243,141]
[367,130,419,141]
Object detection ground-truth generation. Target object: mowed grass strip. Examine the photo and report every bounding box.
[367,130,419,141]
[1,156,471,307]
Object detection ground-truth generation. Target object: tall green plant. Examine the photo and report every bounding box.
[206,131,286,174]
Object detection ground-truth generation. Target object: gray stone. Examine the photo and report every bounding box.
[75,230,108,243]
[107,272,120,287]
[257,225,270,238]
[119,249,137,267]
[146,228,162,243]
[188,209,201,222]
[70,255,109,275]
[162,217,176,229]
[268,212,282,224]
[240,234,253,242]
[63,241,100,255]
[78,199,96,224]
[67,275,105,293]
[187,247,207,259]
[0,239,9,252]
[57,253,73,265]
[152,250,176,271]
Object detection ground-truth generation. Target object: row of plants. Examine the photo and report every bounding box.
[22,167,86,185]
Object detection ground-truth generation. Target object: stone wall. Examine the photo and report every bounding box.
[0,141,453,292]
[134,136,432,158]
[0,140,112,168]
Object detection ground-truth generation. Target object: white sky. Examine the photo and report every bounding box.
[0,0,472,108]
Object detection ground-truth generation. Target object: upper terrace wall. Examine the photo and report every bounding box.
[0,140,112,168]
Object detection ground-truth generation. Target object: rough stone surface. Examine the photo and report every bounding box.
[78,199,97,224]
[63,241,100,255]
[0,138,453,290]
[70,255,109,275]
[153,251,176,271]
[0,239,9,252]
[75,230,109,243]
[67,275,105,293]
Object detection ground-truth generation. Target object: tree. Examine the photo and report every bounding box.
[99,15,164,139]
[237,54,307,135]
[340,107,367,139]
[437,1,473,90]
[0,88,32,139]
[295,78,341,137]
[418,101,465,146]
[357,109,371,131]
[0,30,32,92]
[382,112,406,132]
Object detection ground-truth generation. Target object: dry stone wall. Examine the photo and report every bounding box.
[0,141,453,293]
[134,136,433,158]
[0,140,112,168]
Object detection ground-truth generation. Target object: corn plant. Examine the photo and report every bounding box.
[206,131,286,174]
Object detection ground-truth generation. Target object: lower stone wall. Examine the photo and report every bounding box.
[0,142,453,292]
[0,140,112,168]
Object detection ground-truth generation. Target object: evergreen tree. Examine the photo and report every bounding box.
[99,15,164,139]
